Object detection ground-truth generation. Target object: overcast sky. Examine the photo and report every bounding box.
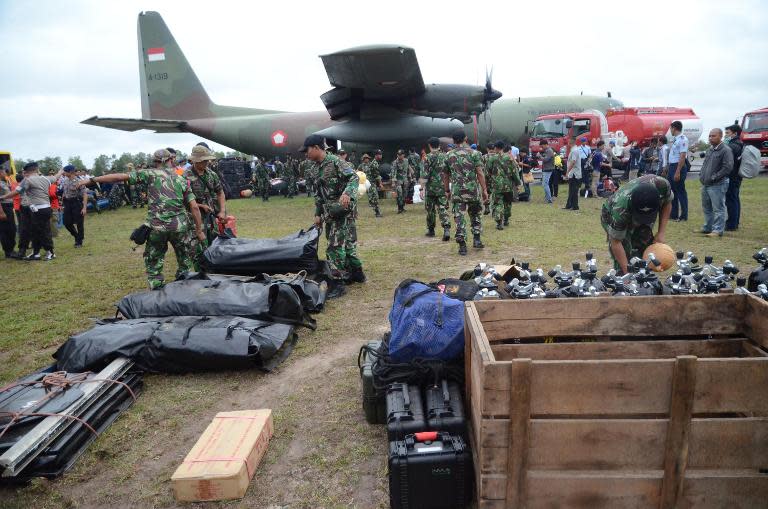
[1,0,766,166]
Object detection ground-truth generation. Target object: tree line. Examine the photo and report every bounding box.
[12,150,250,176]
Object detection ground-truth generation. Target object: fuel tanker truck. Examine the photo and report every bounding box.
[740,107,768,167]
[528,107,703,156]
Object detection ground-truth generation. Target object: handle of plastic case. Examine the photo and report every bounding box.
[415,431,438,442]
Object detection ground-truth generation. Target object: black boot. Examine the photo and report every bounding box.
[473,234,484,249]
[503,219,509,226]
[496,222,503,230]
[425,228,435,237]
[458,241,467,256]
[375,208,382,217]
[348,267,367,283]
[442,228,450,242]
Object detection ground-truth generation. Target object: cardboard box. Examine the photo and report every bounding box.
[171,409,273,502]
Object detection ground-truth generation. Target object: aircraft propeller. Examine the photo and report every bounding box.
[482,66,502,135]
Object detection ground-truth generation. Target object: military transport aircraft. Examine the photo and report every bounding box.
[83,11,623,157]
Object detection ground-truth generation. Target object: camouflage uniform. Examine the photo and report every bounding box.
[390,158,412,212]
[286,159,298,197]
[601,175,673,269]
[408,151,421,189]
[422,151,451,232]
[252,161,270,200]
[487,152,521,227]
[358,160,381,215]
[128,167,197,289]
[300,159,315,197]
[131,180,148,208]
[313,153,362,272]
[444,145,484,245]
[184,166,224,260]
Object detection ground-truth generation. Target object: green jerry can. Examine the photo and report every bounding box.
[358,340,387,424]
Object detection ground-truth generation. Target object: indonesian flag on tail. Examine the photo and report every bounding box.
[147,47,165,62]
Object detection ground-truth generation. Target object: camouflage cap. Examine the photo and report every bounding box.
[153,148,173,162]
[362,153,371,160]
[190,144,216,163]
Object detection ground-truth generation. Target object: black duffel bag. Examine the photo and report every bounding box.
[54,316,296,373]
[203,226,319,275]
[117,279,316,329]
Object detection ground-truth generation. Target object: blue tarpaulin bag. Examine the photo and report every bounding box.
[388,280,465,362]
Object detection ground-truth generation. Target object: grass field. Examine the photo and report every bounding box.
[1,177,767,508]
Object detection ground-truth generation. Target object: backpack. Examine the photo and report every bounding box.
[388,280,465,362]
[739,145,762,179]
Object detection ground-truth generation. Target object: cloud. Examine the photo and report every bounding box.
[1,0,766,165]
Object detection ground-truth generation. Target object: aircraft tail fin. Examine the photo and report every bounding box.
[137,11,214,120]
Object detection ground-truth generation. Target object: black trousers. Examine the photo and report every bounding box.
[0,203,16,254]
[30,207,53,253]
[549,169,561,197]
[63,198,85,244]
[565,177,580,210]
[18,206,32,252]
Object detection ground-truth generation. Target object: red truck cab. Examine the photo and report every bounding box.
[741,107,768,166]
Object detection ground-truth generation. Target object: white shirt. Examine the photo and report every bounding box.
[660,144,670,168]
[669,134,688,164]
[567,147,582,179]
[510,146,520,160]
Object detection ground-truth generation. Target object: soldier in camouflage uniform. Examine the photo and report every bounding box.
[185,145,226,263]
[285,157,298,198]
[252,158,270,201]
[299,157,315,197]
[82,149,205,289]
[407,147,423,202]
[601,174,672,273]
[273,157,287,197]
[301,134,366,283]
[486,140,522,230]
[420,137,451,240]
[358,153,382,217]
[442,131,489,255]
[391,149,412,214]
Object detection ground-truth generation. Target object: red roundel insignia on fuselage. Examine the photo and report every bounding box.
[271,130,287,147]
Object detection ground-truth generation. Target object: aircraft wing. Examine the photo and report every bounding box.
[81,116,187,133]
[319,45,425,120]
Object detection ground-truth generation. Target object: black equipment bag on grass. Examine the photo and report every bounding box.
[203,226,320,275]
[386,382,427,441]
[54,316,296,373]
[117,278,315,329]
[388,432,472,509]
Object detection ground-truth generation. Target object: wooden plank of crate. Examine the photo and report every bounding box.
[467,302,495,363]
[660,356,697,509]
[694,358,768,414]
[742,342,768,357]
[465,303,472,405]
[483,359,676,416]
[480,474,506,501]
[505,359,532,509]
[491,338,747,361]
[481,313,743,342]
[525,470,662,509]
[689,418,768,469]
[745,294,768,350]
[480,417,768,473]
[474,294,745,324]
[524,470,768,509]
[682,470,768,508]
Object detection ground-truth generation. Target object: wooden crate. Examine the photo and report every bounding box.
[465,294,768,509]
